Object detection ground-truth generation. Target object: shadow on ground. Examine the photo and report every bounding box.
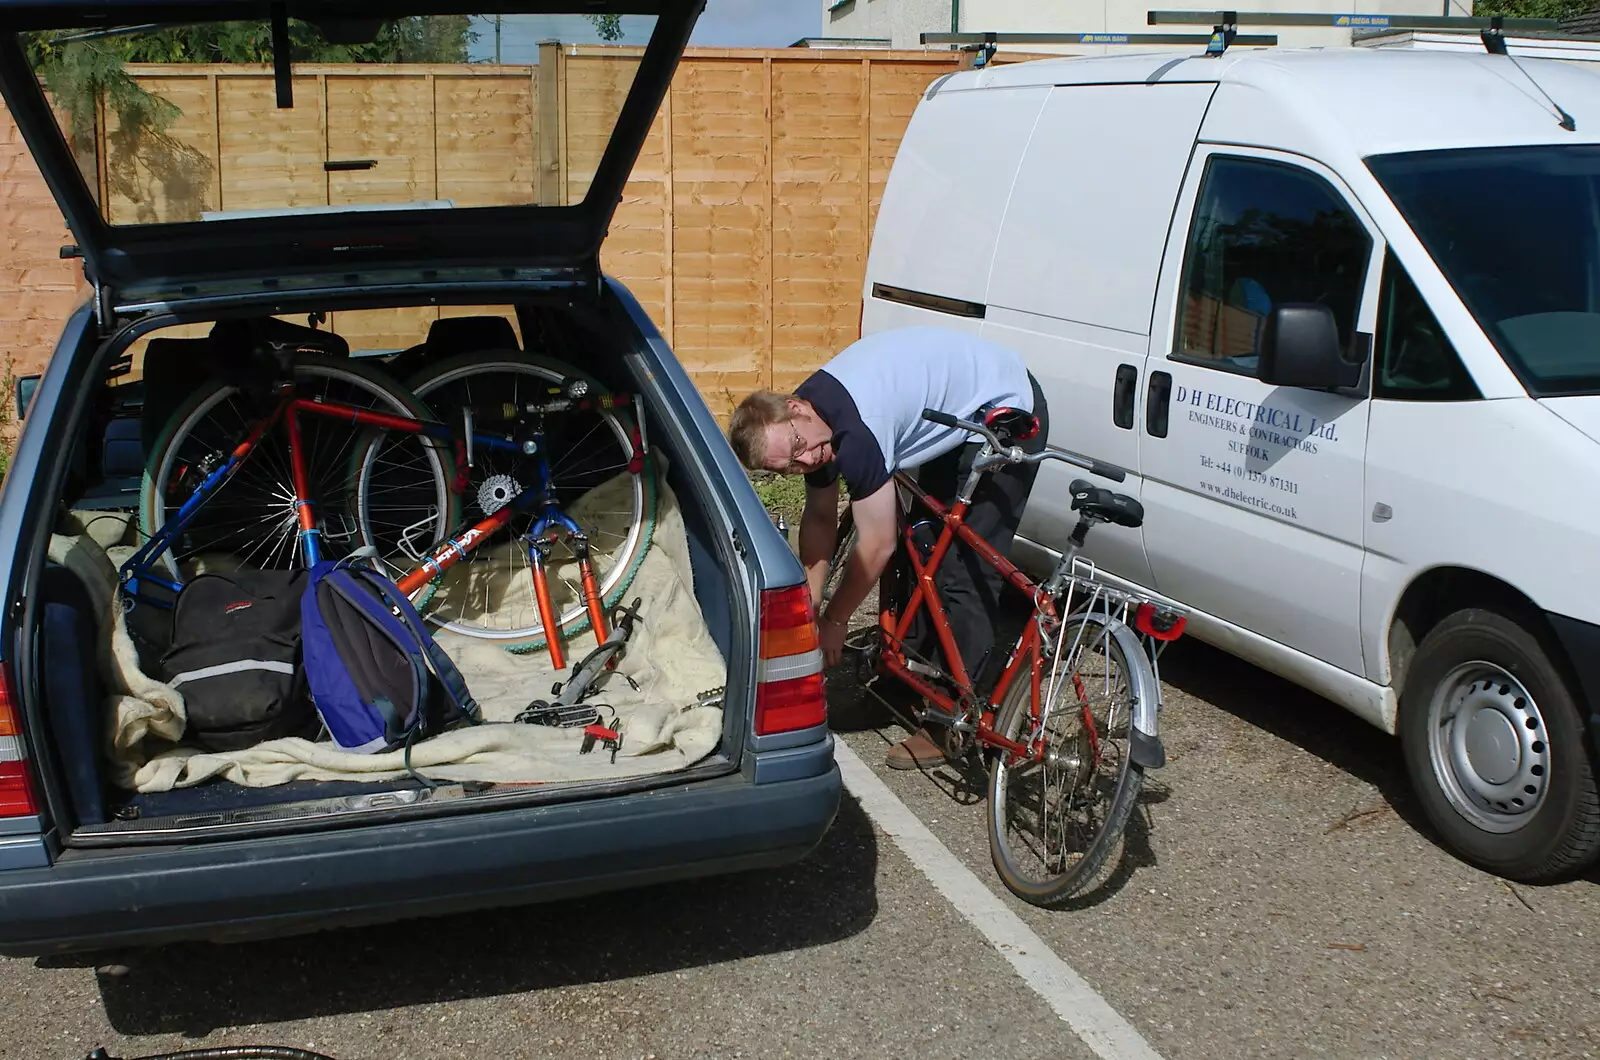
[824,619,1169,909]
[1157,637,1423,823]
[47,798,879,1037]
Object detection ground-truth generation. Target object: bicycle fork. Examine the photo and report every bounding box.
[525,509,609,671]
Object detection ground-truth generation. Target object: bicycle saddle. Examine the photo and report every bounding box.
[1069,479,1144,528]
[980,405,1040,447]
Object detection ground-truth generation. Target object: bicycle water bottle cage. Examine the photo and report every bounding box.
[980,406,1039,447]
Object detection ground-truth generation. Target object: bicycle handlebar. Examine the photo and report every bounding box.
[921,407,1127,483]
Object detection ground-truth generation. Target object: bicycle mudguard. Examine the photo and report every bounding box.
[1067,610,1166,769]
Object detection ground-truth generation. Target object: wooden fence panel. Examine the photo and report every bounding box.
[668,56,773,406]
[0,108,88,382]
[597,60,671,330]
[325,73,435,206]
[434,73,538,207]
[107,73,218,224]
[217,72,326,212]
[770,56,868,397]
[3,47,965,402]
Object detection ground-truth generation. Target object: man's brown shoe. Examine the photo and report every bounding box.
[886,728,950,771]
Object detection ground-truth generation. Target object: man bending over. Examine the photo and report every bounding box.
[727,325,1050,769]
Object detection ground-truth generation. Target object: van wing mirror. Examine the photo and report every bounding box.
[1257,304,1361,390]
[13,374,38,420]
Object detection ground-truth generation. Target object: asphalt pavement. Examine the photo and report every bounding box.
[2,633,1596,1060]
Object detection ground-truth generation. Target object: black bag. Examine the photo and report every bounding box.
[159,568,320,752]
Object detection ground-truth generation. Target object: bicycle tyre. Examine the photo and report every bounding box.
[393,350,658,653]
[986,613,1147,906]
[138,355,459,584]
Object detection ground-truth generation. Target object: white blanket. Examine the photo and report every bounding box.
[49,470,727,793]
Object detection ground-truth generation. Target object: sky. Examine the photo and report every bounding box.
[466,2,824,63]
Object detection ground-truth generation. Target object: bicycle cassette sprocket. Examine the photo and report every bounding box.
[477,473,523,516]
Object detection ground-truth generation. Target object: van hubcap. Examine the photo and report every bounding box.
[1428,662,1549,834]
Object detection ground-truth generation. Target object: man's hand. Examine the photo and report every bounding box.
[819,614,847,668]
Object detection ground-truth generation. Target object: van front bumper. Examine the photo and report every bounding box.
[0,765,841,957]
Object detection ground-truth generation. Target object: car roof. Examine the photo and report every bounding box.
[936,46,1600,155]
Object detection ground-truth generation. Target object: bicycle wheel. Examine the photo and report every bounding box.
[390,350,657,652]
[138,355,459,583]
[986,613,1146,906]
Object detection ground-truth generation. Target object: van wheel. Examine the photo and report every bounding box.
[1399,608,1600,882]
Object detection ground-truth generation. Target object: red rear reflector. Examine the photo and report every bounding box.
[1134,603,1186,642]
[0,665,35,816]
[0,761,33,818]
[755,586,826,735]
[755,672,826,736]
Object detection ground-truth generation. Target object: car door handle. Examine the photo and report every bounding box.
[1113,364,1137,430]
[1146,371,1172,438]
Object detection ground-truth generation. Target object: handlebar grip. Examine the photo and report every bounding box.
[921,407,960,428]
[1090,459,1127,483]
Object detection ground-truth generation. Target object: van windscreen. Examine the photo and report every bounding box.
[1368,144,1600,397]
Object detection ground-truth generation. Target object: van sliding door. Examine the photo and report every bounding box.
[983,82,1216,586]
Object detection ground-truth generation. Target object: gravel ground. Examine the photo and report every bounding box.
[0,793,1095,1060]
[2,605,1596,1060]
[830,620,1600,1060]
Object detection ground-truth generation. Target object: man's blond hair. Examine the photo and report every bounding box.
[728,389,795,470]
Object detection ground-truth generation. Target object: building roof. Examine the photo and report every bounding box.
[790,35,891,48]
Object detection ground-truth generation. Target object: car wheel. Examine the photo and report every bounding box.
[1399,608,1600,882]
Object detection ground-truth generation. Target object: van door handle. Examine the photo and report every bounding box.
[1113,364,1137,429]
[1146,371,1172,438]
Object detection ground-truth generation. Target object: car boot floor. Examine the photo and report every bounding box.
[45,469,731,834]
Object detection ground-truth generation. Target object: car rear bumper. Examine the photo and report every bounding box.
[0,765,841,956]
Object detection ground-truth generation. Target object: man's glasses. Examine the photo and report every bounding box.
[782,421,816,474]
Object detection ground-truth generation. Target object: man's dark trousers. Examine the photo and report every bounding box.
[898,373,1050,687]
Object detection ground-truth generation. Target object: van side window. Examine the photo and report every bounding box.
[1174,156,1372,376]
[1375,250,1482,401]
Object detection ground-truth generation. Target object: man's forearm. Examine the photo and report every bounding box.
[819,538,893,627]
[798,508,836,607]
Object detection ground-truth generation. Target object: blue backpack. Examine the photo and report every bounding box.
[301,559,481,764]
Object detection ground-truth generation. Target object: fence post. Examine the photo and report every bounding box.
[536,40,565,205]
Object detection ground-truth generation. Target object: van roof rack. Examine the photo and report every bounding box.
[1147,10,1562,55]
[920,28,1279,65]
[924,9,1565,65]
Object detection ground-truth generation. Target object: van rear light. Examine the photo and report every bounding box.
[0,664,36,817]
[755,586,827,736]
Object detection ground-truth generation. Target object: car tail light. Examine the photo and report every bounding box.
[755,585,827,736]
[0,664,36,818]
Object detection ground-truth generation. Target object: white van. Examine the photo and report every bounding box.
[862,44,1600,882]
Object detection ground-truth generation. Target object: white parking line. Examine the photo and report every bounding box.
[833,739,1167,1060]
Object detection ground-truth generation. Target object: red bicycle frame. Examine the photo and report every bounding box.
[873,471,1054,764]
